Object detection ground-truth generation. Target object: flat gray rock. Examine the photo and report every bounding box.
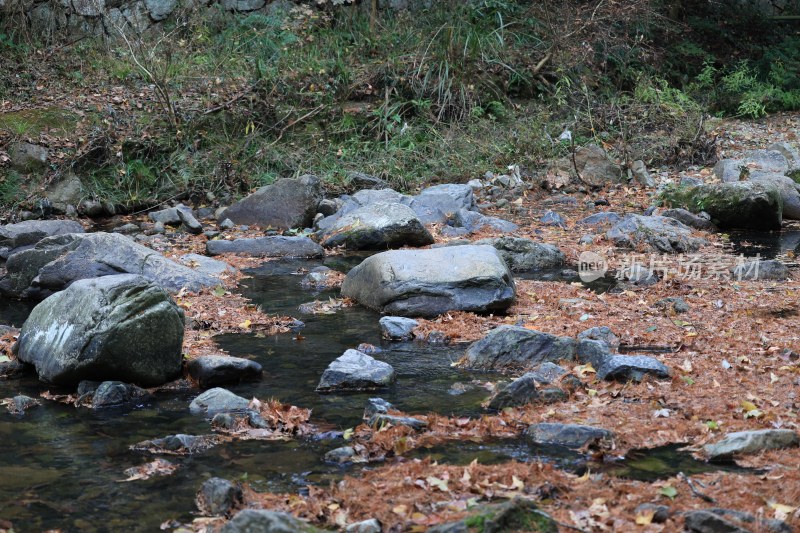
[525,422,614,448]
[660,208,715,231]
[206,236,324,258]
[316,202,433,250]
[596,355,670,382]
[379,316,419,341]
[342,246,515,317]
[316,349,396,392]
[607,215,706,253]
[462,325,575,371]
[704,429,799,460]
[418,183,474,211]
[578,212,622,227]
[0,232,219,299]
[473,237,565,271]
[0,220,84,259]
[17,275,184,387]
[180,254,237,277]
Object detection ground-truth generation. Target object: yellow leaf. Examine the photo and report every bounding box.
[587,389,598,397]
[741,400,758,412]
[712,379,720,388]
[393,505,408,515]
[327,503,340,511]
[411,512,427,522]
[768,501,796,520]
[238,319,252,329]
[635,511,654,525]
[576,469,591,482]
[426,476,449,492]
[511,475,524,490]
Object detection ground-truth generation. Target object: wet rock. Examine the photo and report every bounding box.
[9,142,48,171]
[91,381,149,408]
[132,434,219,455]
[211,413,237,430]
[368,413,427,430]
[631,160,655,187]
[731,259,789,280]
[473,237,565,271]
[0,232,219,299]
[428,497,557,533]
[578,211,622,227]
[342,246,515,317]
[704,429,799,460]
[540,210,566,227]
[596,355,671,382]
[6,394,39,414]
[655,296,689,313]
[222,510,321,533]
[180,254,236,277]
[462,325,575,371]
[0,358,30,379]
[0,219,84,259]
[346,519,382,533]
[316,202,434,250]
[634,504,669,524]
[684,510,751,533]
[666,182,783,230]
[17,275,184,387]
[379,316,419,341]
[363,397,393,419]
[528,362,568,384]
[576,338,612,368]
[660,208,716,231]
[316,349,396,392]
[577,326,620,351]
[324,446,358,464]
[206,236,324,258]
[300,266,338,290]
[573,144,623,186]
[218,174,323,229]
[487,373,540,409]
[189,388,251,416]
[187,355,263,389]
[525,422,614,448]
[196,477,243,517]
[607,215,706,253]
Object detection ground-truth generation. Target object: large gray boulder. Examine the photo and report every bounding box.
[17,275,184,387]
[749,172,800,219]
[206,236,324,258]
[0,219,84,259]
[316,202,433,250]
[663,182,783,230]
[217,175,323,229]
[0,232,219,299]
[473,237,565,271]
[341,246,515,317]
[316,349,396,392]
[714,150,789,182]
[607,215,706,253]
[461,325,575,371]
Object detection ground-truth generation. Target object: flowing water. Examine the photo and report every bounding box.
[0,254,754,532]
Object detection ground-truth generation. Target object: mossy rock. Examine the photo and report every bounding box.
[429,497,558,533]
[0,108,81,137]
[659,182,782,230]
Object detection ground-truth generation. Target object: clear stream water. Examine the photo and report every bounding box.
[0,250,759,532]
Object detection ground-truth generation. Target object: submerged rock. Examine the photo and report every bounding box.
[206,236,324,258]
[461,326,575,371]
[217,174,323,229]
[187,355,263,389]
[525,422,614,448]
[704,429,799,460]
[17,275,184,387]
[342,246,515,318]
[196,477,243,517]
[91,381,150,408]
[368,413,427,430]
[5,394,39,414]
[221,509,321,533]
[316,202,433,250]
[316,349,396,392]
[132,434,220,455]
